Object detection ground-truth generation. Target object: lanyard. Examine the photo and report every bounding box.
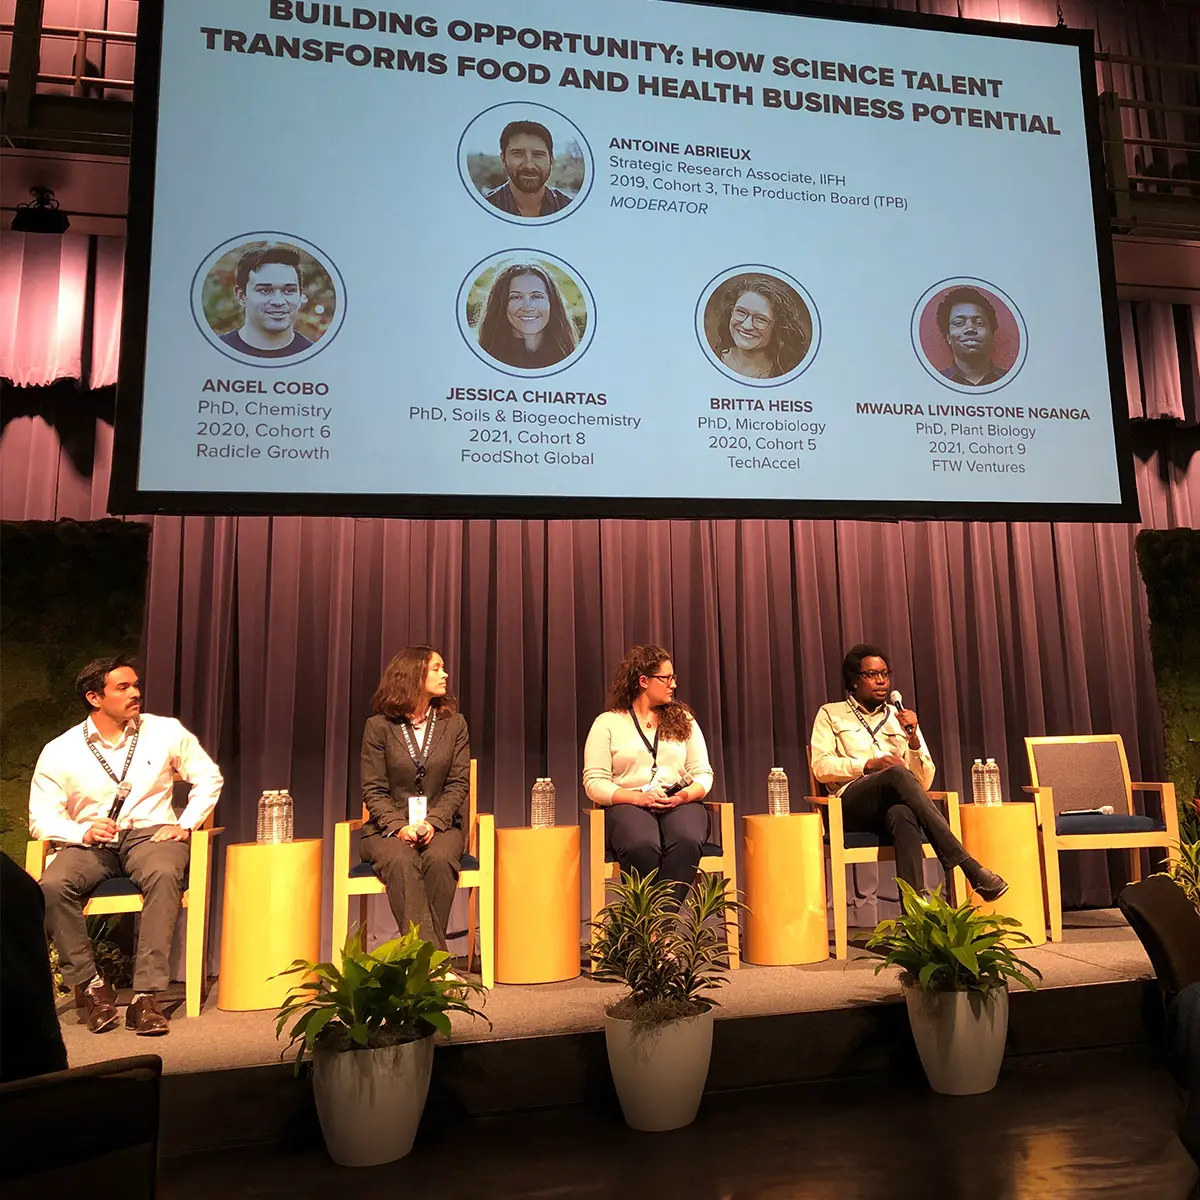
[847,698,891,747]
[398,709,437,786]
[84,720,140,809]
[631,711,660,779]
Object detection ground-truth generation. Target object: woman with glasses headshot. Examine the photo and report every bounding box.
[809,642,1009,901]
[711,273,810,380]
[582,644,714,901]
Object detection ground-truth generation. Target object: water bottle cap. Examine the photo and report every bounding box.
[772,766,783,772]
[986,758,996,764]
[974,759,982,764]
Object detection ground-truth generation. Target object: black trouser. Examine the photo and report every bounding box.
[605,802,709,902]
[840,765,970,891]
[361,827,464,951]
[40,825,190,993]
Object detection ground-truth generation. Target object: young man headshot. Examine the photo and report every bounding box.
[29,656,223,1035]
[485,120,575,218]
[219,245,314,358]
[935,286,1009,387]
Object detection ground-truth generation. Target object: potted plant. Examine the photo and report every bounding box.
[591,869,741,1131]
[866,881,1042,1096]
[275,924,488,1167]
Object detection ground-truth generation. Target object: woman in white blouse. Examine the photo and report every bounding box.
[583,645,714,900]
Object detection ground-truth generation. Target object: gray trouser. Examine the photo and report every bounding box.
[40,825,190,993]
[360,827,464,950]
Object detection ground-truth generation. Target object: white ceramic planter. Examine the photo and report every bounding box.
[903,983,1009,1095]
[604,1009,714,1131]
[312,1034,435,1167]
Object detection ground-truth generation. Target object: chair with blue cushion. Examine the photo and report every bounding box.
[806,747,964,960]
[1025,734,1179,943]
[25,806,222,1018]
[330,758,494,988]
[586,801,740,969]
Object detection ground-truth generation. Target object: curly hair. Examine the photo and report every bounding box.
[371,645,458,720]
[606,644,694,742]
[477,261,578,366]
[713,274,810,376]
[936,287,998,338]
[841,643,891,692]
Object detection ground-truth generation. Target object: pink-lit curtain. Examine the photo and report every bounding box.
[0,231,124,389]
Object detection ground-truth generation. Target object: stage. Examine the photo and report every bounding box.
[55,909,1161,1155]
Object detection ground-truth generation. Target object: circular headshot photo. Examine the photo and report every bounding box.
[457,250,595,377]
[696,266,820,387]
[912,278,1027,392]
[459,102,592,225]
[191,233,345,367]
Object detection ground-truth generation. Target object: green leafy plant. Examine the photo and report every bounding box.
[590,869,742,1030]
[866,881,1042,994]
[1158,838,1200,915]
[275,924,489,1071]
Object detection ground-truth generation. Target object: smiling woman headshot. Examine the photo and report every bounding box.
[709,272,811,380]
[475,260,579,369]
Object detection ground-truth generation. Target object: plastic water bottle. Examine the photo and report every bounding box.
[531,778,556,828]
[279,789,294,841]
[767,767,790,816]
[984,759,1002,807]
[255,791,270,842]
[971,759,985,805]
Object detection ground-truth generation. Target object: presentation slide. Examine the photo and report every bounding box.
[113,0,1134,518]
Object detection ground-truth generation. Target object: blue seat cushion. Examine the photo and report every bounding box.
[88,877,143,899]
[604,841,722,865]
[1056,813,1166,836]
[350,855,479,879]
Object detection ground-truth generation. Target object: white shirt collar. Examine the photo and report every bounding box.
[86,713,140,748]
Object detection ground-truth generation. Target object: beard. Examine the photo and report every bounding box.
[511,168,549,194]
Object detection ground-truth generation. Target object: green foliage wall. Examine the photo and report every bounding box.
[1136,528,1200,839]
[0,520,151,861]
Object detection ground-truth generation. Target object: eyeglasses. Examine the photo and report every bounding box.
[857,669,891,681]
[649,674,678,684]
[731,307,773,331]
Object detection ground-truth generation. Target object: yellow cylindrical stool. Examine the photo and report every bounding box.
[218,839,323,1011]
[495,826,580,984]
[960,804,1046,947]
[742,813,829,966]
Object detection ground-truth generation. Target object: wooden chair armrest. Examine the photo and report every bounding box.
[1131,781,1176,823]
[1022,785,1048,794]
[25,840,49,880]
[339,817,366,832]
[805,794,830,806]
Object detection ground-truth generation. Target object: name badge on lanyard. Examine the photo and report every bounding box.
[399,711,436,825]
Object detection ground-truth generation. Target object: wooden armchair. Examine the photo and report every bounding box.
[586,800,740,969]
[1025,734,1179,942]
[331,759,494,988]
[25,812,222,1018]
[805,748,963,960]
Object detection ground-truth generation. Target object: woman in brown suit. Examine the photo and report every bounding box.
[360,645,470,950]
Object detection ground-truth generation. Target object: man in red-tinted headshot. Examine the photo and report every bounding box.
[936,287,1008,387]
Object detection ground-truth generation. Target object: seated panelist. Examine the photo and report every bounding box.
[360,646,470,951]
[583,645,713,902]
[29,655,223,1035]
[810,643,1008,901]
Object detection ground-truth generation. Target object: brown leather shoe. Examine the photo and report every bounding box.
[74,981,119,1033]
[125,993,170,1036]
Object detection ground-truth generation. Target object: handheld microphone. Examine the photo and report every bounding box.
[107,780,132,821]
[889,690,917,737]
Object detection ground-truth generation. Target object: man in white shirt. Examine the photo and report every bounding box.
[29,656,223,1035]
[811,644,1007,901]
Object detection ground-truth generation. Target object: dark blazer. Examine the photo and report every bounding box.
[360,709,470,838]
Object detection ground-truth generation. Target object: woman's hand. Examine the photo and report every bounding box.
[397,821,434,845]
